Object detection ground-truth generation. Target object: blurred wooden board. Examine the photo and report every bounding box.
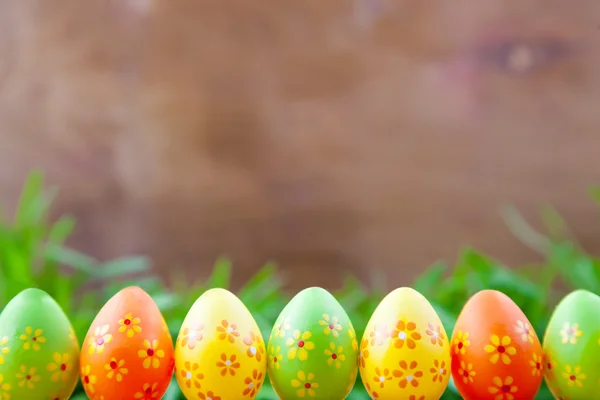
[1,0,600,290]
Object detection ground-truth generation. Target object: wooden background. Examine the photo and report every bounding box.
[1,0,600,290]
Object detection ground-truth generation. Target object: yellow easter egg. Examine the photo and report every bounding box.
[359,287,451,400]
[174,288,267,400]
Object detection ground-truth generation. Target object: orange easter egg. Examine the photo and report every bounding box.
[450,290,543,400]
[80,286,174,399]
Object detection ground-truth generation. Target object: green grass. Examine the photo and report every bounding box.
[1,171,599,399]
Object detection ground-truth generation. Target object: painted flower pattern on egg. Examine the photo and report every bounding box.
[80,286,174,400]
[268,287,359,400]
[359,287,451,400]
[0,288,80,400]
[451,290,544,400]
[174,288,267,400]
[542,290,600,400]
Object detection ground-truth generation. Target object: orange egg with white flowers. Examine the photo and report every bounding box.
[80,286,174,399]
[450,290,544,400]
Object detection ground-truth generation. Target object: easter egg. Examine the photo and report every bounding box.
[0,288,80,400]
[542,289,600,400]
[80,286,174,399]
[175,288,267,400]
[359,287,451,400]
[268,287,359,400]
[450,289,543,400]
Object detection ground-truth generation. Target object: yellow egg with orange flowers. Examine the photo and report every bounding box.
[175,288,267,400]
[80,286,175,400]
[359,287,451,400]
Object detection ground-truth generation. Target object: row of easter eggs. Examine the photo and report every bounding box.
[0,286,597,400]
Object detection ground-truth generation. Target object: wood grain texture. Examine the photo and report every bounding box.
[1,0,599,290]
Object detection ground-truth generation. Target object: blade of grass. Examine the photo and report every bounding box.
[3,245,34,286]
[539,205,569,241]
[238,262,281,303]
[47,215,76,244]
[93,256,151,280]
[335,275,370,311]
[589,186,600,206]
[502,205,549,254]
[14,171,45,226]
[205,256,232,289]
[44,244,96,274]
[548,241,600,292]
[413,262,448,298]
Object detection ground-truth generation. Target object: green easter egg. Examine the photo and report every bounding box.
[0,288,80,400]
[542,289,600,400]
[267,287,359,399]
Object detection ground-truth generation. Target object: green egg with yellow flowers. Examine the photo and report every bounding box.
[0,288,80,400]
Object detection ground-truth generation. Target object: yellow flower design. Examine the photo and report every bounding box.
[373,367,392,388]
[16,365,40,389]
[286,330,315,361]
[430,360,447,383]
[514,320,535,343]
[359,338,370,368]
[457,361,476,384]
[179,362,204,389]
[47,353,72,382]
[425,323,445,347]
[243,332,265,362]
[198,391,221,400]
[488,376,518,400]
[19,327,46,351]
[50,390,67,400]
[0,337,9,365]
[393,360,423,388]
[291,371,319,398]
[134,382,160,399]
[68,327,78,344]
[544,352,556,381]
[562,365,586,388]
[216,320,240,343]
[529,353,542,377]
[216,354,240,376]
[242,369,263,397]
[324,342,346,368]
[560,323,583,345]
[369,324,390,346]
[364,382,379,399]
[138,340,165,369]
[274,316,291,338]
[453,331,470,355]
[345,376,356,398]
[0,374,11,399]
[318,314,343,337]
[88,325,112,354]
[391,320,422,349]
[118,313,142,338]
[269,346,283,370]
[105,358,128,382]
[82,365,97,394]
[484,335,516,365]
[348,329,358,351]
[180,326,203,349]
